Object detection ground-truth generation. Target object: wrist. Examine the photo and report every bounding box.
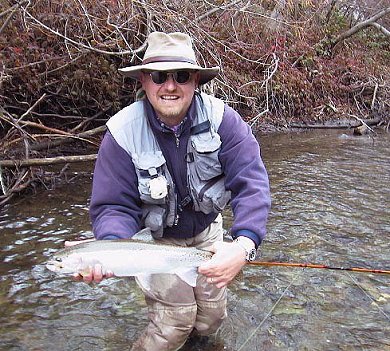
[101,234,119,240]
[233,229,261,249]
[233,237,257,262]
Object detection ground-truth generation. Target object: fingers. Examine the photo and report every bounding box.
[200,263,233,288]
[72,272,83,282]
[205,271,234,288]
[198,241,247,288]
[206,275,228,289]
[199,262,226,277]
[72,264,114,283]
[91,264,103,282]
[105,270,114,278]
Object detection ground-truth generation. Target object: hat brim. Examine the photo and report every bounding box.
[119,62,219,85]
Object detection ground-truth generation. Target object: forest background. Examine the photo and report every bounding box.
[0,0,389,205]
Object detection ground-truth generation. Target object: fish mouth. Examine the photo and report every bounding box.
[46,260,63,272]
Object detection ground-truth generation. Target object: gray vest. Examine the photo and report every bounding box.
[106,92,231,237]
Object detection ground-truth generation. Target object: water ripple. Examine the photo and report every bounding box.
[1,131,389,351]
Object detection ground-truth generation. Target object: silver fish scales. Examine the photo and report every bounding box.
[46,238,213,287]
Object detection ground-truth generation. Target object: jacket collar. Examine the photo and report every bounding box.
[143,96,197,135]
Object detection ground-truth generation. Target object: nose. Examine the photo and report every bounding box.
[162,74,177,90]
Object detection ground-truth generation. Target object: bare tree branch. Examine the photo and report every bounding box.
[21,5,148,58]
[370,22,390,37]
[332,7,390,46]
[0,154,98,168]
[197,0,243,22]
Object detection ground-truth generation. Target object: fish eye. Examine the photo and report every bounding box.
[55,257,62,262]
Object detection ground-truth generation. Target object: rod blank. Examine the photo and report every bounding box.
[247,261,390,275]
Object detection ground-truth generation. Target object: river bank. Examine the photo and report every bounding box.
[1,116,389,208]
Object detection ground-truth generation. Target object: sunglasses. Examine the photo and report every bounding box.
[147,70,193,85]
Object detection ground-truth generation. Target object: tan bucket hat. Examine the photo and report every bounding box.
[118,32,219,85]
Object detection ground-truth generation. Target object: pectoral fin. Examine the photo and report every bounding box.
[136,273,153,290]
[174,267,199,287]
[135,268,199,289]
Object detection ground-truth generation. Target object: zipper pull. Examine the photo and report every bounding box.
[174,214,179,226]
[175,134,180,147]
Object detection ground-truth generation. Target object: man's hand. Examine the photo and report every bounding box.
[64,239,114,283]
[198,241,247,289]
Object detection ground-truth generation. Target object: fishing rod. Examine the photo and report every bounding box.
[247,261,390,275]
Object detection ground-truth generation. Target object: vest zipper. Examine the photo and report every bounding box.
[173,192,179,225]
[172,131,181,224]
[174,134,180,147]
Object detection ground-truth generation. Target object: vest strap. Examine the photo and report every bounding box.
[198,174,225,201]
[190,120,210,135]
[185,152,195,163]
[178,195,193,211]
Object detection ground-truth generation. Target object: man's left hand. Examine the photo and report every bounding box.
[198,241,247,288]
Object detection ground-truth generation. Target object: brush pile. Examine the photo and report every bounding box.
[1,0,389,204]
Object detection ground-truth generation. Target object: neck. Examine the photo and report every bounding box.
[157,114,186,127]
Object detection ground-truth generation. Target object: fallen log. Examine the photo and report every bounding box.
[13,125,106,153]
[0,154,97,168]
[289,117,382,129]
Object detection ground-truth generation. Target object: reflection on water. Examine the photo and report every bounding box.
[1,130,389,351]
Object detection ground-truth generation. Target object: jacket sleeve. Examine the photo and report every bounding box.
[218,105,271,248]
[89,131,142,239]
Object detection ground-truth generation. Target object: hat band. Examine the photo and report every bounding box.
[142,56,197,66]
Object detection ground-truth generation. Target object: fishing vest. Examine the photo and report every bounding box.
[106,92,231,237]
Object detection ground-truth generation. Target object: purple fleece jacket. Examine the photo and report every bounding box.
[90,96,271,247]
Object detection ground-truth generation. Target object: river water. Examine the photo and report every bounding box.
[0,130,389,351]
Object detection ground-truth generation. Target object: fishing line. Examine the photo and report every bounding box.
[237,271,301,351]
[346,272,390,323]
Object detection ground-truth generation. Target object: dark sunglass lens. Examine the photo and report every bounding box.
[150,71,168,84]
[175,71,191,84]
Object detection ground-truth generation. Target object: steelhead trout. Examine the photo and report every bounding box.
[46,239,213,287]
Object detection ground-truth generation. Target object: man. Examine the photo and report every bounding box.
[83,32,270,350]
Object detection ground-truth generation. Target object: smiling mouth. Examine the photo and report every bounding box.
[161,95,179,101]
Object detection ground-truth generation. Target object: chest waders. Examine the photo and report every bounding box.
[106,93,231,238]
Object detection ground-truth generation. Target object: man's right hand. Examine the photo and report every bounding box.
[64,239,114,283]
[73,263,114,283]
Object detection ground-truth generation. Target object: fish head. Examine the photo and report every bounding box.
[46,253,85,275]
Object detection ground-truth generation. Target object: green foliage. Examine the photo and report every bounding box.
[324,8,349,35]
[361,28,390,52]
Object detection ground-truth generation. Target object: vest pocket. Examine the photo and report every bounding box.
[134,152,169,205]
[142,205,165,238]
[189,174,231,214]
[191,133,222,180]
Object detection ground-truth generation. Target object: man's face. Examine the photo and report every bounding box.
[140,70,200,126]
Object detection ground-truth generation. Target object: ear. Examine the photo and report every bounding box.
[194,72,200,86]
[139,72,146,84]
[139,72,150,92]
